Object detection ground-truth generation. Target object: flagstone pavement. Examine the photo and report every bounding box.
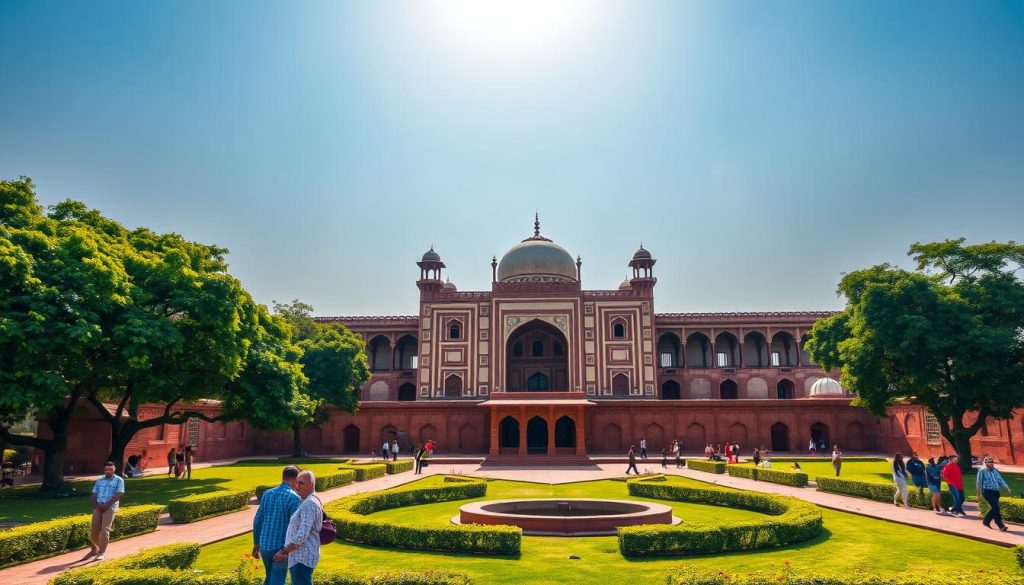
[2,459,1020,585]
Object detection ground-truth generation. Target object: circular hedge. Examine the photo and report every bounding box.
[323,475,521,556]
[618,477,823,557]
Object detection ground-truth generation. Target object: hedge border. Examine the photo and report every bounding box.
[980,495,1024,524]
[727,464,809,487]
[167,489,252,523]
[51,542,201,585]
[618,478,823,557]
[324,475,521,555]
[666,567,1024,585]
[687,459,726,474]
[385,459,414,474]
[338,463,388,482]
[0,504,164,569]
[254,469,357,500]
[815,476,952,510]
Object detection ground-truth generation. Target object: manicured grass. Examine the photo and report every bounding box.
[744,458,1024,498]
[194,476,1016,585]
[0,458,349,524]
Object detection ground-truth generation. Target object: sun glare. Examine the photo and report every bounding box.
[422,0,600,58]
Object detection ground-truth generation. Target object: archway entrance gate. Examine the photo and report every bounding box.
[481,391,594,456]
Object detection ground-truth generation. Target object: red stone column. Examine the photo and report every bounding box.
[518,407,527,456]
[489,407,499,456]
[547,406,556,456]
[575,405,586,455]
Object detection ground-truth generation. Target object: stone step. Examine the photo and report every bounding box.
[480,455,598,467]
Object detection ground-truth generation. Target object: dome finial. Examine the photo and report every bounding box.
[533,212,540,238]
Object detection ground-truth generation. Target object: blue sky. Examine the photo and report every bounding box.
[2,1,1022,316]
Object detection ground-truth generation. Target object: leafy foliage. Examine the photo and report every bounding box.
[686,460,726,474]
[166,490,252,523]
[806,239,1024,468]
[726,464,809,487]
[815,476,952,509]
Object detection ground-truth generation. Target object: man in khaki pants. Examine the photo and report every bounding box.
[88,461,125,561]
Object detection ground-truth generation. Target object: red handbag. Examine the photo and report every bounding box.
[314,496,337,545]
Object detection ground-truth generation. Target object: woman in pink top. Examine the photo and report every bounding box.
[941,455,966,517]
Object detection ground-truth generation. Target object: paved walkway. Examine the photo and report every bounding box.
[4,459,1021,584]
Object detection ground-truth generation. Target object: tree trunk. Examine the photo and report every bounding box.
[292,426,303,457]
[950,427,975,473]
[41,444,66,490]
[108,432,130,477]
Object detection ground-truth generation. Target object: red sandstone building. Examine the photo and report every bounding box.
[48,220,1020,471]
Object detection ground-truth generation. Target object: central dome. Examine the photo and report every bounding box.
[496,216,577,284]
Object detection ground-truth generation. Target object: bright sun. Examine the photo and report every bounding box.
[421,0,600,58]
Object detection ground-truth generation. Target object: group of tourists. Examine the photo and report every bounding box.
[807,438,829,456]
[252,465,326,585]
[891,451,1012,531]
[703,442,741,463]
[165,446,195,480]
[659,439,684,469]
[378,439,401,462]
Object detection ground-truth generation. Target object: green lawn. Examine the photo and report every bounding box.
[745,458,1024,498]
[0,458,349,524]
[194,475,1016,585]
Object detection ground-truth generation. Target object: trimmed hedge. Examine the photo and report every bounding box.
[325,475,521,555]
[666,567,1024,584]
[727,464,809,487]
[51,568,472,585]
[0,504,164,569]
[254,469,357,499]
[980,494,1024,523]
[815,476,952,510]
[618,479,822,557]
[52,543,201,585]
[386,459,414,474]
[340,463,388,482]
[687,459,726,474]
[167,489,252,523]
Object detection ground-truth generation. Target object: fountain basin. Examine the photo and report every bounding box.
[453,498,678,536]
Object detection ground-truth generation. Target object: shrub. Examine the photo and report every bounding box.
[59,567,473,585]
[167,489,252,523]
[340,464,388,482]
[0,504,163,569]
[815,477,952,510]
[686,460,726,474]
[325,475,520,555]
[52,543,201,585]
[727,465,808,487]
[386,460,414,474]
[2,448,15,464]
[665,567,1024,584]
[979,495,1024,523]
[253,469,357,500]
[1016,544,1024,570]
[618,480,822,557]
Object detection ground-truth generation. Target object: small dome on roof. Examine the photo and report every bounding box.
[809,377,844,397]
[442,278,457,291]
[618,279,632,290]
[421,246,441,262]
[632,245,652,260]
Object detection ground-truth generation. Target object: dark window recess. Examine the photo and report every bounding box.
[532,340,544,357]
[553,342,563,356]
[613,322,625,338]
[513,343,523,357]
[449,322,461,340]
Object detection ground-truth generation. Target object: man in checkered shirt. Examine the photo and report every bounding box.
[273,470,323,585]
[88,461,125,561]
[252,466,301,585]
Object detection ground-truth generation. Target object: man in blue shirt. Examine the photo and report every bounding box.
[253,466,301,585]
[906,452,927,498]
[976,456,1012,532]
[89,461,125,561]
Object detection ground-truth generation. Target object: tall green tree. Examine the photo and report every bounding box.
[0,178,134,488]
[274,300,369,456]
[805,239,1024,471]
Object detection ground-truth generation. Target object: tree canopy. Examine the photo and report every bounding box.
[806,238,1024,469]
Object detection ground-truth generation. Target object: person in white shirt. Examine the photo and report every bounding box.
[381,441,390,461]
[273,471,323,585]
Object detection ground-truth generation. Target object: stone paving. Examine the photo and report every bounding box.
[2,457,1021,585]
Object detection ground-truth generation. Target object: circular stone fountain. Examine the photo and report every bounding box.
[453,498,679,536]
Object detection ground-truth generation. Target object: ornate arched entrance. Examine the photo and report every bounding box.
[499,416,520,453]
[526,416,548,454]
[506,320,569,391]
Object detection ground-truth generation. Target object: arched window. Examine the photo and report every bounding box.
[448,320,462,340]
[531,340,544,357]
[527,372,549,391]
[513,342,523,357]
[613,322,625,339]
[553,341,563,356]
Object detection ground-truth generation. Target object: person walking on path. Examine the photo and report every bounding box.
[253,466,301,585]
[425,439,435,459]
[660,448,668,468]
[832,445,842,477]
[625,445,639,475]
[390,439,399,461]
[414,444,425,475]
[674,440,683,468]
[88,461,125,561]
[752,447,761,467]
[942,455,966,517]
[808,439,816,456]
[381,440,390,462]
[166,447,176,477]
[907,452,927,499]
[892,453,910,507]
[977,456,1013,532]
[273,470,323,585]
[925,458,945,514]
[639,437,647,460]
[184,446,194,480]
